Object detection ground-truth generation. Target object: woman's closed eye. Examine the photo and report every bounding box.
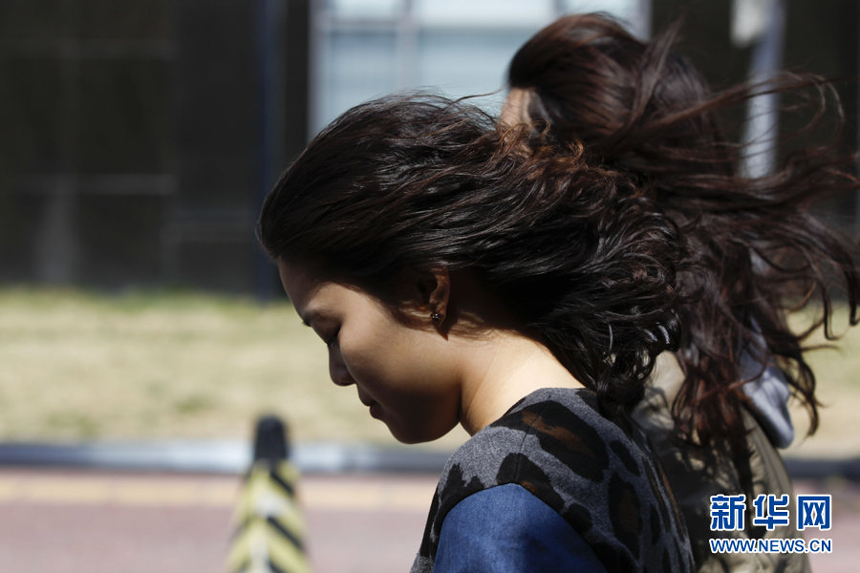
[323,328,340,349]
[302,318,339,349]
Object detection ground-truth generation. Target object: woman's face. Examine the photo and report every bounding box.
[277,260,463,444]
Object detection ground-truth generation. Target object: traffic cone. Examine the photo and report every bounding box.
[227,416,310,573]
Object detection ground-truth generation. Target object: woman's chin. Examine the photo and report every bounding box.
[368,402,383,420]
[386,419,457,445]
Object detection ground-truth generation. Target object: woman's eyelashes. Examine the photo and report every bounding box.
[301,316,339,348]
[312,321,339,349]
[323,328,340,349]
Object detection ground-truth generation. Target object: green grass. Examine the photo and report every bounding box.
[0,287,856,457]
[785,305,860,458]
[0,286,470,450]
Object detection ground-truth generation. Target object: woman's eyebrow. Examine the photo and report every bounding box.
[300,308,322,328]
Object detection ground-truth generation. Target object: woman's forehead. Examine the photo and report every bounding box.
[277,260,323,315]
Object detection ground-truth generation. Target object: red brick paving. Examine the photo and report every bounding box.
[0,468,856,572]
[795,478,860,573]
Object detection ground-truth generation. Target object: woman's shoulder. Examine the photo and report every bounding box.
[423,387,693,572]
[461,387,643,477]
[436,388,619,495]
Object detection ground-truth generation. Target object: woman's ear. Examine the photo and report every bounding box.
[417,268,451,322]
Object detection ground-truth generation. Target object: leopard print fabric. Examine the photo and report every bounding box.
[411,388,694,572]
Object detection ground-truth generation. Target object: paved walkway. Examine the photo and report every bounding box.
[0,468,434,572]
[0,467,856,572]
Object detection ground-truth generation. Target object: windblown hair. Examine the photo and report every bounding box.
[508,13,860,446]
[259,95,683,417]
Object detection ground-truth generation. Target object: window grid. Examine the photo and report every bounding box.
[310,0,645,133]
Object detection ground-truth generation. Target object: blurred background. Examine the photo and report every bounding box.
[1,0,859,571]
[2,0,858,295]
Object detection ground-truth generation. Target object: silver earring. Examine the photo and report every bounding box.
[430,312,444,323]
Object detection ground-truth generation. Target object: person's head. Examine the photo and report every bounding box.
[505,13,732,179]
[259,95,681,440]
[504,13,860,447]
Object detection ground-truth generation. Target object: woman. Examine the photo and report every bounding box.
[504,13,859,570]
[259,95,694,571]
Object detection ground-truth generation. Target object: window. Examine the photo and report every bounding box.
[311,0,645,133]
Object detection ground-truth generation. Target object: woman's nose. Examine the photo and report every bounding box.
[328,348,354,387]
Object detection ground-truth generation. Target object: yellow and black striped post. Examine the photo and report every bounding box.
[227,416,310,573]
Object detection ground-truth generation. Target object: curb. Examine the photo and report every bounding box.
[784,457,860,482]
[0,441,857,480]
[0,441,450,475]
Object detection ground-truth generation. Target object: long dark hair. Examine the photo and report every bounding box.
[259,95,683,418]
[508,13,860,446]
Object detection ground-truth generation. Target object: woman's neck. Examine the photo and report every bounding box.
[457,331,584,436]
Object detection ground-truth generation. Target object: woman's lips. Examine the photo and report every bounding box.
[358,394,382,419]
[368,402,382,419]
